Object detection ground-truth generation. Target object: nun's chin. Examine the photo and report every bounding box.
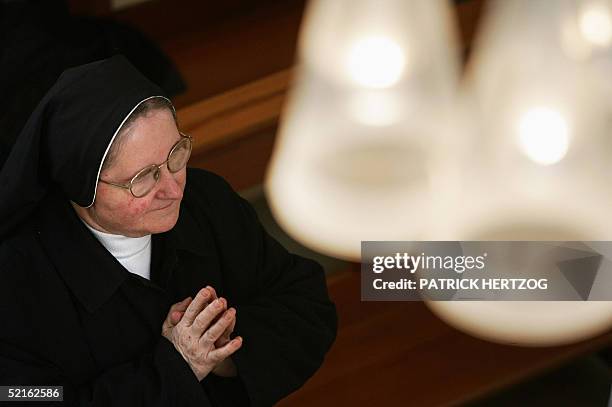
[146,202,181,234]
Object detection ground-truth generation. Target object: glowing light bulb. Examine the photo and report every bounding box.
[517,107,570,165]
[579,3,612,47]
[346,36,406,88]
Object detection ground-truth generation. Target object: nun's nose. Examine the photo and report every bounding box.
[156,166,183,200]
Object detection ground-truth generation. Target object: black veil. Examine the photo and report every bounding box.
[0,55,167,239]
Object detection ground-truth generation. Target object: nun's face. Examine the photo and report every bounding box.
[76,109,186,237]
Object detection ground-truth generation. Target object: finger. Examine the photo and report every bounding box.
[192,298,227,337]
[170,311,185,325]
[193,299,229,339]
[203,308,235,346]
[206,286,218,300]
[207,337,243,364]
[182,288,212,326]
[215,327,231,347]
[163,297,191,331]
[228,313,236,332]
[167,297,191,316]
[215,309,236,347]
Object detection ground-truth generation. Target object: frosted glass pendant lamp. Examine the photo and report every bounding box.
[569,0,612,101]
[426,0,612,346]
[266,0,461,260]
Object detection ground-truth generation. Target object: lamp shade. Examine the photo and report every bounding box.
[266,0,461,260]
[426,0,612,346]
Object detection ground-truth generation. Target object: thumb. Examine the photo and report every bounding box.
[164,297,192,328]
[170,310,184,325]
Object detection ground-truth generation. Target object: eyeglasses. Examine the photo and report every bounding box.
[100,133,192,198]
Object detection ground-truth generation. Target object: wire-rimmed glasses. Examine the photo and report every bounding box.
[99,133,192,198]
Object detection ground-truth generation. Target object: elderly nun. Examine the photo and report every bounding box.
[0,55,337,406]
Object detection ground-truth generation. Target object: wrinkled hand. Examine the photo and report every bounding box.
[161,287,242,381]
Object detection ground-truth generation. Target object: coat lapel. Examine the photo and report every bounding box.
[166,204,225,300]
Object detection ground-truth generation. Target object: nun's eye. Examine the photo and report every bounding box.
[100,134,191,198]
[167,138,191,173]
[130,166,159,197]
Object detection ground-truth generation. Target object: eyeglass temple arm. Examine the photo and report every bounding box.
[99,179,131,189]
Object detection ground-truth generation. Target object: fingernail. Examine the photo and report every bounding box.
[213,299,221,308]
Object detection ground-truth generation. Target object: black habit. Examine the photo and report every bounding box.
[0,168,337,406]
[0,55,337,406]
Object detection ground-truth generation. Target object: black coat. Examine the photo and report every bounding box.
[0,168,337,406]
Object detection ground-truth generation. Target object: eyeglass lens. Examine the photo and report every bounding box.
[130,137,191,197]
[168,138,191,173]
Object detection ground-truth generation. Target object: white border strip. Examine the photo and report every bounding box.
[87,95,175,207]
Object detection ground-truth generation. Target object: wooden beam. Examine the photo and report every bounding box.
[178,70,291,153]
[187,127,277,191]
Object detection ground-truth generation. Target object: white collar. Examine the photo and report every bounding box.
[81,220,152,280]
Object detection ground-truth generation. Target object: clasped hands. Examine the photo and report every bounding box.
[161,286,242,381]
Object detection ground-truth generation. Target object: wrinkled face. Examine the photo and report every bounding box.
[75,108,186,237]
